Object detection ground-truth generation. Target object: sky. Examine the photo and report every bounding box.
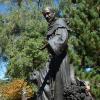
[0,57,8,79]
[0,3,10,14]
[54,0,59,7]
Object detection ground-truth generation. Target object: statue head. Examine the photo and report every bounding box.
[42,6,55,23]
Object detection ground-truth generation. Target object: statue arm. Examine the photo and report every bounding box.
[47,27,68,56]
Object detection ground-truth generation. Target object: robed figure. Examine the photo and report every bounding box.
[31,6,93,100]
[36,6,76,100]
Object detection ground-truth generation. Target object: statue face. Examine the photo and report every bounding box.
[43,7,55,23]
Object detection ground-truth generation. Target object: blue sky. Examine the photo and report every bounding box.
[0,57,8,79]
[54,0,59,7]
[0,3,10,14]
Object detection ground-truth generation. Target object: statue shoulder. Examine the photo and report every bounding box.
[55,18,67,28]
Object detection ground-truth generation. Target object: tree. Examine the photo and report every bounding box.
[59,0,100,99]
[0,79,35,100]
[0,1,49,79]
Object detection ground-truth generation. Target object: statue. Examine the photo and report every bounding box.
[41,6,75,100]
[30,6,94,100]
[30,62,50,100]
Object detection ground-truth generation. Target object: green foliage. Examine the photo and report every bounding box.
[60,0,100,66]
[59,0,100,98]
[0,5,48,78]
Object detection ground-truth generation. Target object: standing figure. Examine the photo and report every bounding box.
[39,6,76,100]
[31,6,93,100]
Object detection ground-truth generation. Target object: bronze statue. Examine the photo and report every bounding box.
[30,6,94,100]
[38,6,76,100]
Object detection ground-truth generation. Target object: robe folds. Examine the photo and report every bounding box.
[45,18,76,100]
[35,18,93,100]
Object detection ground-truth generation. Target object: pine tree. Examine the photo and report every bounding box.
[59,0,100,99]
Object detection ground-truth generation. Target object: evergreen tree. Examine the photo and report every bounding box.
[0,3,48,78]
[59,0,100,99]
